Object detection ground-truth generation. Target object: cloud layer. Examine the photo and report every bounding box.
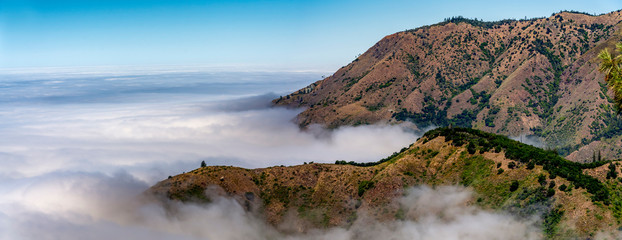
[2,180,542,240]
[0,70,542,239]
[0,70,425,239]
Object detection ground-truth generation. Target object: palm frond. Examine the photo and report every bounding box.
[599,44,622,113]
[599,49,615,81]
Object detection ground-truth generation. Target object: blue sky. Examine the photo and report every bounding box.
[1,0,621,71]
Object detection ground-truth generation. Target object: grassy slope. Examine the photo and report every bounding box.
[149,128,622,239]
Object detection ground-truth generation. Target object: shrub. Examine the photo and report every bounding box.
[508,162,516,169]
[607,163,618,179]
[358,180,375,197]
[510,180,519,192]
[538,174,547,185]
[547,188,556,197]
[467,142,477,154]
[526,161,535,170]
[559,184,567,191]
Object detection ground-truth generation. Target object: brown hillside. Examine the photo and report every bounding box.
[149,128,622,239]
[274,10,622,161]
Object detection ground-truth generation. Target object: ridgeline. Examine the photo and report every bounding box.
[150,127,622,239]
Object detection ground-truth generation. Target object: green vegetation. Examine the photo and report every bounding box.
[598,42,622,112]
[378,78,396,89]
[544,205,565,238]
[358,180,375,196]
[424,127,611,203]
[510,180,519,192]
[392,94,449,127]
[479,41,496,67]
[335,146,409,167]
[262,185,292,206]
[338,127,614,205]
[437,16,517,29]
[586,83,622,143]
[607,163,618,179]
[460,155,493,186]
[530,38,563,119]
[391,63,493,129]
[169,184,210,202]
[607,181,622,222]
[392,104,478,128]
[167,126,622,239]
[365,102,384,112]
[405,53,421,77]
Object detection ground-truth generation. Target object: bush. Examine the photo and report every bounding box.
[559,184,567,191]
[526,161,535,170]
[358,180,375,197]
[544,206,565,237]
[508,162,516,169]
[510,180,519,192]
[538,174,547,185]
[547,188,556,197]
[607,163,618,179]
[467,142,477,154]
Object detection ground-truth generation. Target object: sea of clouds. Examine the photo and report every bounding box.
[0,67,542,239]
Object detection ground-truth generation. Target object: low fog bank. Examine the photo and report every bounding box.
[0,70,563,239]
[0,101,422,238]
[0,97,418,182]
[0,70,419,181]
[0,70,427,239]
[510,134,546,149]
[2,177,543,240]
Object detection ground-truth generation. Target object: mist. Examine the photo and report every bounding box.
[510,134,546,149]
[2,177,542,240]
[0,69,542,239]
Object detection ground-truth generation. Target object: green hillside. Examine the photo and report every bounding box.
[149,127,622,239]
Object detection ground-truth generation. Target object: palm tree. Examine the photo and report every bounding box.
[598,43,622,112]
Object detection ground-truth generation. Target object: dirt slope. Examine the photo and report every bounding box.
[149,128,622,239]
[274,10,622,161]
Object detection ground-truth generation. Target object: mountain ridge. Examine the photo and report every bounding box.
[149,127,622,239]
[274,10,622,161]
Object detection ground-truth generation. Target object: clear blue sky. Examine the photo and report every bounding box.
[1,0,621,71]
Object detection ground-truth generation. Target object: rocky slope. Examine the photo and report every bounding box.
[274,10,622,161]
[149,128,622,239]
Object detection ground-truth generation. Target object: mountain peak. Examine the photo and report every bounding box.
[274,9,622,161]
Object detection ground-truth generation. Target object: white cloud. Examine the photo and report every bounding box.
[0,70,541,239]
[0,101,418,182]
[2,178,541,240]
[510,134,546,149]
